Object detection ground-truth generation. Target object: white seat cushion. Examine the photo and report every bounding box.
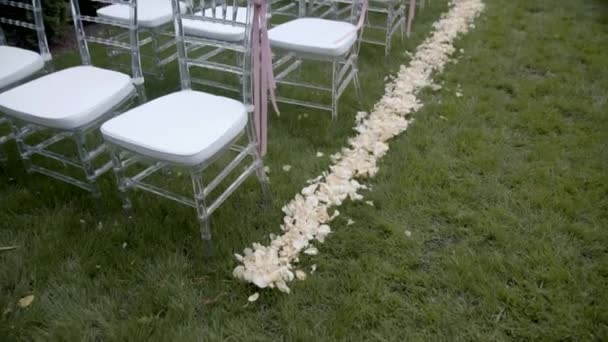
[97,0,187,28]
[268,18,357,57]
[182,6,248,42]
[101,90,247,166]
[0,46,44,90]
[0,66,134,130]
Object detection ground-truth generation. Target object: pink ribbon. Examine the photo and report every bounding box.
[251,0,279,157]
[407,0,416,37]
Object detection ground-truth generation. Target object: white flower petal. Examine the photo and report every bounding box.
[248,293,260,302]
[303,246,318,255]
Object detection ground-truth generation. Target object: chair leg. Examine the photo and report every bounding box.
[244,116,272,203]
[353,68,363,105]
[110,148,132,212]
[253,151,272,204]
[400,6,406,42]
[191,172,211,242]
[151,30,164,80]
[331,60,339,121]
[74,133,102,210]
[12,123,32,173]
[385,11,393,59]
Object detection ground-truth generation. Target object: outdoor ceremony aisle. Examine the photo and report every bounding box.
[1,0,606,340]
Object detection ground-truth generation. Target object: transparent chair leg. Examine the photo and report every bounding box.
[385,13,393,60]
[135,82,147,104]
[74,133,102,211]
[385,38,392,62]
[254,153,272,205]
[295,58,303,80]
[400,7,406,42]
[110,148,133,214]
[191,172,214,257]
[331,60,339,121]
[151,30,164,80]
[12,124,32,173]
[353,69,363,105]
[245,116,272,204]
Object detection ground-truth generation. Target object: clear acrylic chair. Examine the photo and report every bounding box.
[359,0,407,57]
[0,0,146,202]
[300,0,406,58]
[269,0,366,120]
[97,0,189,78]
[0,0,53,161]
[268,0,300,19]
[100,0,270,244]
[172,0,256,93]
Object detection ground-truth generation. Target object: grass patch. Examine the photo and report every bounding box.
[1,0,607,339]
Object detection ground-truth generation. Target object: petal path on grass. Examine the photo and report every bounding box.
[233,0,486,294]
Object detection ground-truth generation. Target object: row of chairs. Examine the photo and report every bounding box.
[0,0,416,246]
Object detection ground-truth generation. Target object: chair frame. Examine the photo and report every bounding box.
[6,0,145,204]
[359,0,406,57]
[0,0,53,161]
[271,0,366,120]
[101,5,183,79]
[297,0,407,58]
[106,0,270,242]
[170,0,254,94]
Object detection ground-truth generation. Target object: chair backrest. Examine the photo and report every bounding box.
[69,0,144,87]
[0,0,52,64]
[172,0,254,105]
[348,0,366,26]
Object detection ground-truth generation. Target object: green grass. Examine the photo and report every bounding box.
[1,0,607,340]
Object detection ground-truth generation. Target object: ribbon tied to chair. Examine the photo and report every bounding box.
[251,0,279,157]
[407,0,416,37]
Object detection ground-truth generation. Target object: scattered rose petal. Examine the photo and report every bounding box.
[248,293,259,302]
[365,201,374,207]
[316,152,324,157]
[295,270,307,280]
[304,246,319,255]
[405,230,412,237]
[282,165,292,172]
[311,264,317,273]
[347,219,355,226]
[17,295,34,308]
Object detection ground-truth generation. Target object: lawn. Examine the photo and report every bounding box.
[1,0,607,340]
